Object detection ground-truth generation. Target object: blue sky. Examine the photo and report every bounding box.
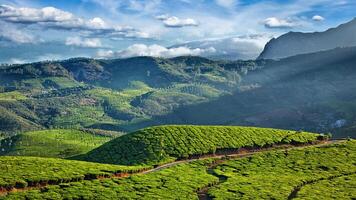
[0,0,355,63]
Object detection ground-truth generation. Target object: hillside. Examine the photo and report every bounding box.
[78,125,323,165]
[0,129,115,158]
[258,18,356,59]
[208,140,356,199]
[0,156,148,193]
[3,140,354,199]
[0,57,260,135]
[141,47,356,138]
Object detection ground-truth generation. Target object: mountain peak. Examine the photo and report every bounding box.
[258,18,356,59]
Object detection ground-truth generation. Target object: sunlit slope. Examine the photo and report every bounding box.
[79,125,324,165]
[208,140,356,199]
[0,129,113,158]
[5,140,354,200]
[0,156,148,191]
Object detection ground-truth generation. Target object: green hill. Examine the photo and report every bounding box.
[78,125,325,165]
[0,156,148,191]
[0,129,115,158]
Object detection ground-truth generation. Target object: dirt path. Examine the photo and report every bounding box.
[287,171,356,199]
[195,140,340,200]
[0,140,341,197]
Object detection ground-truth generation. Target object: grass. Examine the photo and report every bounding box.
[78,125,324,165]
[3,159,216,200]
[208,140,356,199]
[0,129,113,158]
[0,156,149,190]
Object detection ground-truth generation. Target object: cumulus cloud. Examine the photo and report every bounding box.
[0,5,74,23]
[156,15,198,28]
[312,15,325,21]
[65,37,103,48]
[263,17,296,28]
[0,4,151,39]
[0,22,36,44]
[96,44,216,59]
[0,29,35,44]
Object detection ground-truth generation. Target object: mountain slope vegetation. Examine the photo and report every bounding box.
[0,56,260,136]
[142,47,356,138]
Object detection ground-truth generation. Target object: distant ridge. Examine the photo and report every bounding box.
[258,18,356,59]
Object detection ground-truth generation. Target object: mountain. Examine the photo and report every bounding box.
[131,47,356,138]
[171,35,271,60]
[258,18,356,59]
[0,56,260,136]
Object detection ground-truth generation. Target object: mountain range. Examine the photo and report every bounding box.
[0,19,356,139]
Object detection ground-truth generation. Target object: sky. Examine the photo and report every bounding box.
[0,0,355,63]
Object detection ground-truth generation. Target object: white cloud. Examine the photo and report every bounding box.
[96,49,114,58]
[0,4,151,39]
[156,15,198,28]
[171,34,273,59]
[0,30,35,44]
[96,44,216,59]
[263,17,296,28]
[0,21,36,44]
[84,0,162,15]
[0,5,75,23]
[65,37,103,48]
[215,0,237,8]
[312,15,325,21]
[5,54,65,64]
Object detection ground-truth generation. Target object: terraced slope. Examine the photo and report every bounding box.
[79,125,325,165]
[0,129,114,158]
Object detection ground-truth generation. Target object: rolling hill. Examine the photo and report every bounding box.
[0,129,116,158]
[258,18,356,59]
[78,125,324,165]
[3,139,354,200]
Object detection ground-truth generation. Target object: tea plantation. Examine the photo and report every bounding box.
[208,140,356,199]
[0,156,150,192]
[3,141,354,200]
[79,125,324,165]
[0,129,115,158]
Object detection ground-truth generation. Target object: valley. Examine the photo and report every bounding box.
[0,7,355,199]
